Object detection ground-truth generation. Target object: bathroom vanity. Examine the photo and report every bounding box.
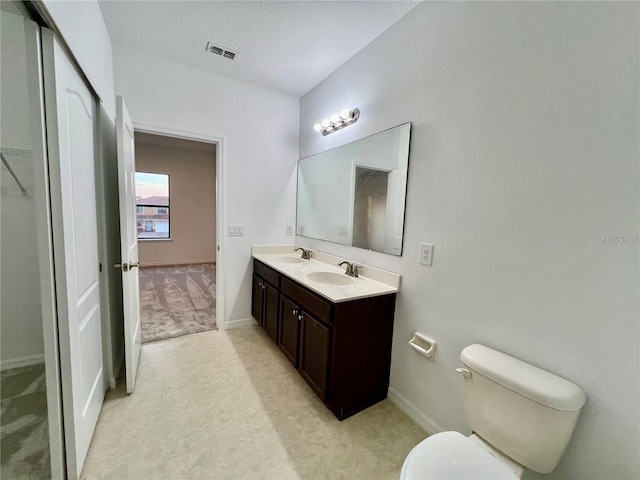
[251,246,400,420]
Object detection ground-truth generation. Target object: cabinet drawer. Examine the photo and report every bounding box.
[281,276,331,324]
[254,259,280,287]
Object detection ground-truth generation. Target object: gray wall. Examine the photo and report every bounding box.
[0,10,44,366]
[298,3,639,479]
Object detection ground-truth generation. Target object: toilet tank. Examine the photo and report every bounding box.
[460,344,585,474]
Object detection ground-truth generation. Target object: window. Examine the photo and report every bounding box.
[135,172,170,239]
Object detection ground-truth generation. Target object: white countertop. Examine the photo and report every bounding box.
[251,245,401,303]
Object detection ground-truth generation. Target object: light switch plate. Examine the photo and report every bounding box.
[228,224,244,236]
[419,243,433,266]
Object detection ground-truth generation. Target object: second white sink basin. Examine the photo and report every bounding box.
[306,271,353,286]
[273,256,305,264]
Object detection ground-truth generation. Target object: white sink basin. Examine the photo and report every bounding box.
[306,271,353,286]
[273,256,305,264]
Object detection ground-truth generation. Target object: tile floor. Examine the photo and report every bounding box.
[81,325,426,479]
[0,363,50,479]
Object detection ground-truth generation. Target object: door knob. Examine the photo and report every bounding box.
[115,261,139,271]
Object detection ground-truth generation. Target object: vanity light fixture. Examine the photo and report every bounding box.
[313,108,360,136]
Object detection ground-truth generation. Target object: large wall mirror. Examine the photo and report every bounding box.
[297,122,411,256]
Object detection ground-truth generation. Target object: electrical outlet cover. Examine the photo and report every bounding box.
[419,243,433,266]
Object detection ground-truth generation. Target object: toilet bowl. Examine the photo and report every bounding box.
[400,344,585,479]
[401,432,521,480]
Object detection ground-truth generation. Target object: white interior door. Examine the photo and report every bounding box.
[116,95,141,393]
[41,31,105,479]
[385,168,407,255]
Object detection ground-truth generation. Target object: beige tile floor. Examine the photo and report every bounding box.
[81,325,427,479]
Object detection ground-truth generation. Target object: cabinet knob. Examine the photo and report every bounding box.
[298,314,304,321]
[261,284,267,290]
[292,309,298,316]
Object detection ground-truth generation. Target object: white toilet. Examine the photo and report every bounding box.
[401,344,586,479]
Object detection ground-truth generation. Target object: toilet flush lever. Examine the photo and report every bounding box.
[456,367,472,378]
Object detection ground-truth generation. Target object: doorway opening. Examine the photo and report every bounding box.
[133,132,218,343]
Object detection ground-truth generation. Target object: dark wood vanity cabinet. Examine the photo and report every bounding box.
[252,259,396,420]
[298,310,331,400]
[278,295,301,367]
[251,262,279,342]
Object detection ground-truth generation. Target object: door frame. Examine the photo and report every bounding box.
[25,21,67,480]
[132,122,226,330]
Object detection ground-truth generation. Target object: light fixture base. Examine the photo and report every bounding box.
[319,108,360,136]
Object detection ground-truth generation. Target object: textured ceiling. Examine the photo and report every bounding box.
[99,0,420,97]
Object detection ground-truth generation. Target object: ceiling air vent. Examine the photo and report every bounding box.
[205,41,238,61]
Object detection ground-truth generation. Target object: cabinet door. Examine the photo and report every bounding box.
[299,312,331,400]
[278,296,300,367]
[262,283,279,342]
[251,274,264,325]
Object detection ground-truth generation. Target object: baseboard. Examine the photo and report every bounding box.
[139,260,216,267]
[224,317,258,330]
[1,354,45,371]
[388,387,444,435]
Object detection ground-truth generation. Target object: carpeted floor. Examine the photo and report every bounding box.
[139,263,217,343]
[0,363,50,480]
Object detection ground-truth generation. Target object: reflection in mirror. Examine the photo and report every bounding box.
[353,167,388,251]
[297,123,410,256]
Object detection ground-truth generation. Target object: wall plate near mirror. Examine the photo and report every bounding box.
[297,122,411,256]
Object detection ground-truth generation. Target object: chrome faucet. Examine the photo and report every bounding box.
[295,247,311,260]
[338,261,363,278]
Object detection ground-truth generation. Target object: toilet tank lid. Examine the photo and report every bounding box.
[461,344,586,411]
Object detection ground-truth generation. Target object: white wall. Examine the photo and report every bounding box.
[298,3,639,480]
[112,44,299,325]
[42,0,116,120]
[0,10,45,367]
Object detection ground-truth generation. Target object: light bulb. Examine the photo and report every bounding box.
[321,118,331,128]
[313,123,322,132]
[340,109,351,120]
[330,113,340,124]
